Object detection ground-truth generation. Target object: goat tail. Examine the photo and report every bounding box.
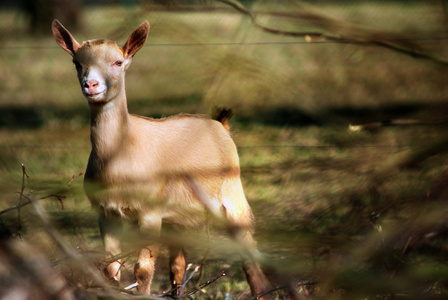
[212,107,234,132]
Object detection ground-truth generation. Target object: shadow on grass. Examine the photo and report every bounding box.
[231,99,448,127]
[0,95,203,129]
[1,96,448,128]
[0,105,90,128]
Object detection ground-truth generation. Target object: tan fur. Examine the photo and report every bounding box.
[52,19,269,297]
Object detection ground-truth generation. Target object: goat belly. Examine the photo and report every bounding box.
[84,177,167,218]
[84,173,215,229]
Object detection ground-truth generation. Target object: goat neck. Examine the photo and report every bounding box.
[88,90,130,160]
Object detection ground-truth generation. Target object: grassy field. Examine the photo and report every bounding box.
[1,1,448,299]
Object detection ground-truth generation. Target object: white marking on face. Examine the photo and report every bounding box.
[82,68,107,100]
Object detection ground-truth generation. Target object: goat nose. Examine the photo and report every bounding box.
[84,80,100,94]
[84,80,99,89]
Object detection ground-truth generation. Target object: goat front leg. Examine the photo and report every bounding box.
[134,213,162,295]
[99,212,123,285]
[169,246,186,296]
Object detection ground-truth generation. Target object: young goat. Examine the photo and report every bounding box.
[52,20,269,297]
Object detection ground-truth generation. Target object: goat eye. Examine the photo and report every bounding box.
[113,61,123,67]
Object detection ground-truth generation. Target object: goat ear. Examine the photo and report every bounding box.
[122,21,150,58]
[52,19,81,57]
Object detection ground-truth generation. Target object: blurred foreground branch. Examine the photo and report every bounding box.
[0,165,133,299]
[184,174,311,299]
[219,0,448,66]
[0,237,76,300]
[19,166,119,297]
[1,165,314,299]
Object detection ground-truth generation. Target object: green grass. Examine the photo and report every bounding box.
[1,1,448,299]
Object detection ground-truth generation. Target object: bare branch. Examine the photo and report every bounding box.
[67,172,84,187]
[218,0,448,66]
[186,270,226,297]
[248,280,318,300]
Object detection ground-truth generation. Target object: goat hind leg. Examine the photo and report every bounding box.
[228,226,271,299]
[239,232,270,298]
[169,246,186,296]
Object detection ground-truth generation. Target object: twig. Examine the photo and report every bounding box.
[67,172,84,187]
[186,270,226,297]
[98,249,140,266]
[179,265,200,296]
[180,263,193,293]
[124,282,139,290]
[1,165,67,227]
[1,192,65,217]
[1,194,32,215]
[193,248,210,288]
[96,249,140,282]
[114,254,131,278]
[248,280,318,300]
[218,0,448,66]
[17,164,30,237]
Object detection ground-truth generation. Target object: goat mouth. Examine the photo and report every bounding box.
[84,90,106,101]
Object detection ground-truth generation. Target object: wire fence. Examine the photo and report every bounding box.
[1,0,448,119]
[2,36,448,50]
[0,143,428,149]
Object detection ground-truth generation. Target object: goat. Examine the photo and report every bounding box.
[52,20,269,297]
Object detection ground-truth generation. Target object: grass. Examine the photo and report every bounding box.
[1,1,448,299]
